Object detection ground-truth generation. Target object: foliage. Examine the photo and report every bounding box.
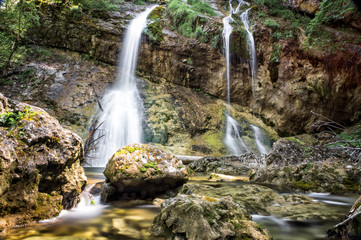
[305,0,356,48]
[167,0,215,41]
[0,106,37,129]
[72,0,121,11]
[0,0,39,72]
[264,18,279,30]
[145,17,165,44]
[306,0,356,36]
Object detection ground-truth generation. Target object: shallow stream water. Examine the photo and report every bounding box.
[2,168,357,240]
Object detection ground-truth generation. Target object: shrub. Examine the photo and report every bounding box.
[264,18,279,30]
[167,0,216,40]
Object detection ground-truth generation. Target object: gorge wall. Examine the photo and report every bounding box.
[1,0,360,155]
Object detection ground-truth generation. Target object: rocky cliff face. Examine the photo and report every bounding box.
[0,94,86,233]
[2,0,360,154]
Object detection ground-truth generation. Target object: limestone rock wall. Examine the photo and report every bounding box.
[8,0,361,139]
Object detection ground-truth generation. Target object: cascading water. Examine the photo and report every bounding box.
[251,124,270,154]
[240,7,257,97]
[223,0,249,155]
[88,6,157,167]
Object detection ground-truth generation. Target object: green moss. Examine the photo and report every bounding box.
[303,162,314,173]
[285,137,305,145]
[294,181,312,191]
[146,20,164,44]
[143,161,159,171]
[343,178,359,192]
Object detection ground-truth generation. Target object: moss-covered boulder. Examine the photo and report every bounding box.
[251,138,361,194]
[181,182,348,221]
[0,93,86,233]
[150,194,271,240]
[101,143,188,202]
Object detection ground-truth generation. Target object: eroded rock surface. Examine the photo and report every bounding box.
[101,143,188,201]
[0,94,86,232]
[151,194,271,240]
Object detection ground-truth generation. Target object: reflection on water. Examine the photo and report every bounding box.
[2,168,358,240]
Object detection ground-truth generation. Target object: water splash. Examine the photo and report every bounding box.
[251,124,270,154]
[88,6,157,167]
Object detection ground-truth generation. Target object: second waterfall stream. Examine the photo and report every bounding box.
[88,6,157,167]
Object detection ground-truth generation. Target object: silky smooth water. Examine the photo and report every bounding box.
[251,124,270,154]
[2,169,357,240]
[88,6,157,167]
[222,1,250,155]
[240,7,257,98]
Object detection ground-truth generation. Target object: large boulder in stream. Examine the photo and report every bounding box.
[251,138,361,194]
[101,143,188,202]
[150,194,271,240]
[0,94,86,233]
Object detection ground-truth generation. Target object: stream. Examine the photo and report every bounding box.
[2,168,357,240]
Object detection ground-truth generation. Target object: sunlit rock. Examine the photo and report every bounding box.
[151,194,271,240]
[0,93,86,233]
[101,143,187,202]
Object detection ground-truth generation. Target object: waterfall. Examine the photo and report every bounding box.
[223,0,249,155]
[240,8,257,97]
[251,124,270,154]
[88,6,157,167]
[222,14,233,112]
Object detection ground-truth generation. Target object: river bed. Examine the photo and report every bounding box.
[1,168,357,240]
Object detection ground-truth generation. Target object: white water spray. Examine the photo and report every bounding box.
[88,6,157,167]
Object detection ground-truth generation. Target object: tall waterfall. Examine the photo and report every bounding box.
[88,6,157,167]
[223,0,249,155]
[240,7,257,97]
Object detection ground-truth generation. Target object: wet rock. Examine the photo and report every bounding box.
[0,94,86,232]
[251,138,361,194]
[101,143,188,202]
[180,183,348,221]
[328,195,361,239]
[208,173,240,182]
[0,51,115,139]
[189,153,266,175]
[151,194,271,240]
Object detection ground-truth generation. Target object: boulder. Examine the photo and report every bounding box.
[0,93,86,232]
[150,194,271,240]
[101,143,187,202]
[189,153,265,175]
[251,138,361,194]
